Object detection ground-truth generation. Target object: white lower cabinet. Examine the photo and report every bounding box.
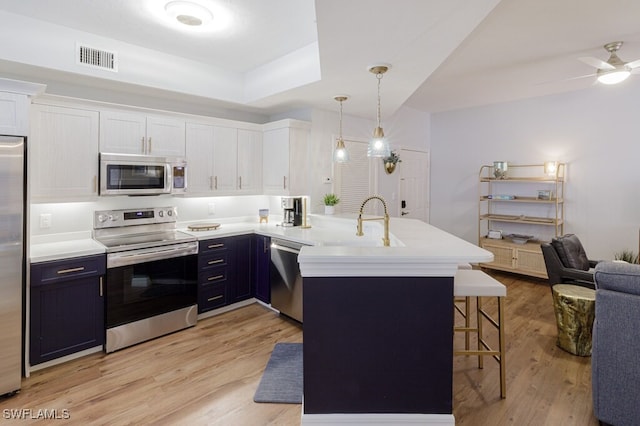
[30,104,99,201]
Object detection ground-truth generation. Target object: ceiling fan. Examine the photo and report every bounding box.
[579,41,640,85]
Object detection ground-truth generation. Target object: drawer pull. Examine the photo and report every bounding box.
[207,274,224,281]
[207,259,224,265]
[57,266,85,275]
[207,295,223,302]
[207,243,224,249]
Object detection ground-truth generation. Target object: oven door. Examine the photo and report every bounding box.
[106,254,197,328]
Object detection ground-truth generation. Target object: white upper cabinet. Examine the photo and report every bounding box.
[100,110,185,157]
[30,104,99,201]
[185,122,261,195]
[237,129,262,194]
[0,92,29,136]
[262,120,310,195]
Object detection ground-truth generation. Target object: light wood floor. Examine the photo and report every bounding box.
[0,271,598,425]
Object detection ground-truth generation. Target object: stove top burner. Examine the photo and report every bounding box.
[92,207,197,253]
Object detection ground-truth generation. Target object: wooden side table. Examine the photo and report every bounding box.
[551,284,596,356]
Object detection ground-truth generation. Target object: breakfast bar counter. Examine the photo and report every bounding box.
[298,217,493,426]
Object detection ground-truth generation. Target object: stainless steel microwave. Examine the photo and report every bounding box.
[99,153,187,196]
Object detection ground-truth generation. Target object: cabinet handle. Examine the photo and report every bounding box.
[263,238,269,253]
[56,266,85,275]
[207,243,224,249]
[283,176,287,189]
[207,259,224,265]
[141,137,145,153]
[148,137,152,153]
[215,176,218,190]
[238,176,242,190]
[93,175,98,193]
[99,276,103,297]
[207,274,224,281]
[207,295,223,302]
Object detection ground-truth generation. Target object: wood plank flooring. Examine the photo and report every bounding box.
[0,271,599,425]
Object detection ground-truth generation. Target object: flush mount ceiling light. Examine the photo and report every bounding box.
[333,95,350,163]
[165,1,213,26]
[367,64,391,158]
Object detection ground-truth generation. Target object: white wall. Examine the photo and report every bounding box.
[430,78,640,260]
[308,105,430,216]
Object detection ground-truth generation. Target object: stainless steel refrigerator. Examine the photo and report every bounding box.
[0,135,24,396]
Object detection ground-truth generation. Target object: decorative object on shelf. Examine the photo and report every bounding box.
[537,190,552,200]
[333,95,349,163]
[367,64,392,158]
[505,233,534,244]
[382,150,401,174]
[323,193,340,215]
[488,229,503,239]
[259,209,269,223]
[488,194,515,200]
[493,161,508,179]
[544,161,558,176]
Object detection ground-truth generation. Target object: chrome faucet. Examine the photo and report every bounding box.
[356,195,390,247]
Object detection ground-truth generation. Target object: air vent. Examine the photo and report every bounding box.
[76,44,118,72]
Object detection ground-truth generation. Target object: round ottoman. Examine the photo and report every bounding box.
[551,284,596,356]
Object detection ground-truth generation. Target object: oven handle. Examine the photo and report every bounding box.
[107,242,198,268]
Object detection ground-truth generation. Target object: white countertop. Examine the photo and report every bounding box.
[29,215,493,273]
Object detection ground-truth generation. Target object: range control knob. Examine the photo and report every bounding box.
[97,214,109,223]
[158,210,164,217]
[167,209,173,216]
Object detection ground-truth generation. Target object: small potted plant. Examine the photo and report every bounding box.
[323,193,340,215]
[383,150,401,174]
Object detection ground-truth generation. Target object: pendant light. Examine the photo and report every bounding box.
[333,95,349,163]
[367,64,391,158]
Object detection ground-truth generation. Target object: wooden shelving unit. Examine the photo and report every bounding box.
[478,163,566,279]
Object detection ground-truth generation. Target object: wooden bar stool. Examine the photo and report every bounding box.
[454,269,507,398]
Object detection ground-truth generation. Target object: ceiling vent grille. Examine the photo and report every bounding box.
[76,44,118,72]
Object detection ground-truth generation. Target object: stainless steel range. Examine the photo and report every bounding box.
[93,206,198,353]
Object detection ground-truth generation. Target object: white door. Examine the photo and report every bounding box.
[399,149,429,222]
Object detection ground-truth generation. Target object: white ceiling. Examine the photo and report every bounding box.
[0,0,639,119]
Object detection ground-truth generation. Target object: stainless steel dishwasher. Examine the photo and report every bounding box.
[270,238,306,323]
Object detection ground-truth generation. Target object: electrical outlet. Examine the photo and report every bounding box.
[208,203,215,215]
[40,213,52,229]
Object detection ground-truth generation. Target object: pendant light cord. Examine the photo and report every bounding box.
[376,72,383,128]
[339,99,344,139]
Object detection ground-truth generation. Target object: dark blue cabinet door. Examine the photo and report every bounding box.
[253,235,271,303]
[30,255,105,365]
[231,235,253,303]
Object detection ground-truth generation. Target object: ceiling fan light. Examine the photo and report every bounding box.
[597,69,631,85]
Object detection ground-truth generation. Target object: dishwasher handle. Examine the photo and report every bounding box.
[271,241,302,255]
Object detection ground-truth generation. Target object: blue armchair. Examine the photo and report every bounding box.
[592,261,640,426]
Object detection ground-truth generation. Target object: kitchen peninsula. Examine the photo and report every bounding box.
[297,217,492,426]
[29,214,492,425]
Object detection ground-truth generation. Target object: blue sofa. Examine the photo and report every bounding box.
[592,261,640,426]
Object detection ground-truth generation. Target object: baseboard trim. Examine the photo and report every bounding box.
[301,412,455,425]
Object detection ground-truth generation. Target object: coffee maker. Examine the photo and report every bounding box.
[281,196,303,227]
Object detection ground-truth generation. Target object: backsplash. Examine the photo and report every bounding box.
[29,195,290,237]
